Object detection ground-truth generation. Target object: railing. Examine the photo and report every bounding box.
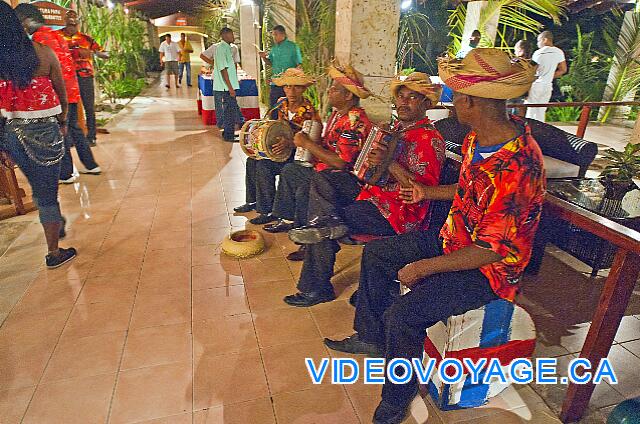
[436,101,640,139]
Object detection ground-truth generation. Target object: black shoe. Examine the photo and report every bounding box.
[87,139,96,147]
[324,333,383,356]
[45,247,77,269]
[348,289,358,306]
[283,291,335,307]
[372,400,410,424]
[249,213,277,225]
[59,216,66,239]
[187,84,193,87]
[286,245,306,261]
[288,215,348,245]
[264,219,295,233]
[234,203,256,213]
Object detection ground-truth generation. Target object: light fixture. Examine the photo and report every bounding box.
[401,0,413,10]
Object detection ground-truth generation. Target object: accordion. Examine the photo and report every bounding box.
[353,126,402,186]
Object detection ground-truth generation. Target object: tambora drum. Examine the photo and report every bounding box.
[294,120,322,167]
[353,126,401,186]
[239,119,294,162]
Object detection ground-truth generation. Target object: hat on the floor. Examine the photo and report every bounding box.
[438,48,536,99]
[327,62,372,99]
[272,68,315,87]
[390,72,442,104]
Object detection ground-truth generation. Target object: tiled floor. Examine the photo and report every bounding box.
[1,82,639,423]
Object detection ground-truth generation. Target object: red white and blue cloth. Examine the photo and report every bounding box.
[197,73,260,125]
[422,299,536,410]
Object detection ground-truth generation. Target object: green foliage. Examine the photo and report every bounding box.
[397,11,434,70]
[600,142,640,182]
[599,11,640,122]
[80,3,148,102]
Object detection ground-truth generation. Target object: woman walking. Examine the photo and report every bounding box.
[0,2,76,268]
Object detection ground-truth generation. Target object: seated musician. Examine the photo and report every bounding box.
[233,68,320,224]
[283,72,446,307]
[324,49,546,424]
[260,63,373,261]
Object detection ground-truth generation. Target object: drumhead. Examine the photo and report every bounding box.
[261,120,294,162]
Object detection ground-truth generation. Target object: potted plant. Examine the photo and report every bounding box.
[599,142,640,216]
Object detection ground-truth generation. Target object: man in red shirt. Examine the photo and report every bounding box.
[15,4,100,183]
[58,9,108,146]
[283,72,445,307]
[325,49,545,424]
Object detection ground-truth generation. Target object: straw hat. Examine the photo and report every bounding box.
[390,72,442,104]
[437,48,537,99]
[272,68,315,87]
[327,62,372,99]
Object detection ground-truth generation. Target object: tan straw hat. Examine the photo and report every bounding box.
[272,68,315,87]
[327,62,372,99]
[390,72,442,103]
[438,48,537,99]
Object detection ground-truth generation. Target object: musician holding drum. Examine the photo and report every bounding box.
[283,72,446,307]
[262,63,373,262]
[233,68,321,226]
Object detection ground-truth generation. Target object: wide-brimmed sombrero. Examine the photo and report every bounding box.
[327,62,372,99]
[272,68,315,87]
[438,48,537,99]
[390,72,442,103]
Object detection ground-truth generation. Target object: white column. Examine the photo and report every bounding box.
[334,0,401,121]
[462,1,499,47]
[239,3,261,80]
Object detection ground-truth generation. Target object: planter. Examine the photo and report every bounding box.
[599,177,637,218]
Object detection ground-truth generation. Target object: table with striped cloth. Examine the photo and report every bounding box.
[197,72,261,126]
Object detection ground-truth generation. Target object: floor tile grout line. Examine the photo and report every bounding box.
[104,156,156,424]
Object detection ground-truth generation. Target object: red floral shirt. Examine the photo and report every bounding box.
[315,107,372,172]
[440,118,546,301]
[32,26,80,104]
[276,97,321,130]
[57,30,103,78]
[357,118,445,234]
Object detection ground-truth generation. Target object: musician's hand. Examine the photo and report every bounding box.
[78,48,92,59]
[293,132,310,148]
[272,137,290,155]
[398,262,426,289]
[366,142,387,166]
[399,179,429,204]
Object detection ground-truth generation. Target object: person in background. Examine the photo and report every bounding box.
[159,34,181,89]
[259,25,303,119]
[59,9,108,146]
[0,2,77,268]
[510,39,534,116]
[178,32,193,87]
[16,4,100,184]
[212,28,241,142]
[200,40,243,130]
[525,30,567,122]
[456,29,481,59]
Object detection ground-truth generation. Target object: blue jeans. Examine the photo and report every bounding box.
[178,62,191,85]
[269,85,285,119]
[2,122,62,223]
[214,90,244,129]
[216,91,242,140]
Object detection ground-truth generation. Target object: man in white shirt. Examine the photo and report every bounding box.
[525,30,567,122]
[159,34,181,89]
[200,41,243,129]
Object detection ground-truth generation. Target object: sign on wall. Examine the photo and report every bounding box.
[31,1,67,27]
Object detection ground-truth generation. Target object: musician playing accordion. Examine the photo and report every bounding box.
[260,63,374,261]
[282,72,446,307]
[233,68,321,224]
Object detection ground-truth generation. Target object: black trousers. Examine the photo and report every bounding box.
[297,170,396,294]
[245,157,292,213]
[78,76,96,142]
[271,162,314,226]
[353,229,499,408]
[60,103,99,179]
[269,85,285,119]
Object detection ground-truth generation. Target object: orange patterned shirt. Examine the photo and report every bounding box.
[32,26,80,103]
[57,30,103,78]
[440,117,546,301]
